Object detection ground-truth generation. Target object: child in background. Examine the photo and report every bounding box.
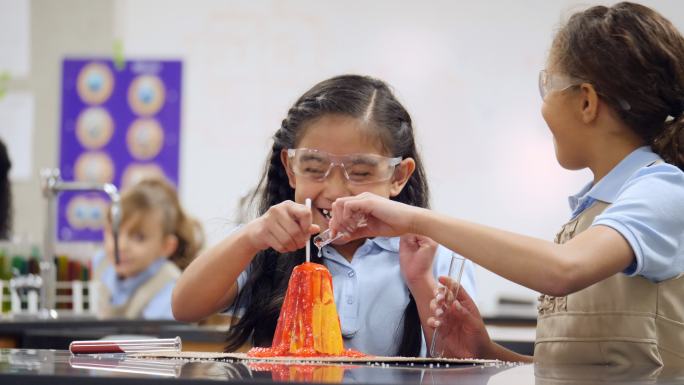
[92,178,203,319]
[329,2,684,366]
[172,75,477,357]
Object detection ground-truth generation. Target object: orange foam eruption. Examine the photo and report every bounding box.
[248,262,366,358]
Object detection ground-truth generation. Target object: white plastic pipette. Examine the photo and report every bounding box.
[305,198,311,263]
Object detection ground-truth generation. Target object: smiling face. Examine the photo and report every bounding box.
[104,209,177,278]
[280,114,415,245]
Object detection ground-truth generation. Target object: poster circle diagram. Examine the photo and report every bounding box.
[128,75,166,116]
[121,163,167,190]
[74,151,115,184]
[77,62,114,105]
[75,107,114,150]
[127,118,165,160]
[66,196,108,230]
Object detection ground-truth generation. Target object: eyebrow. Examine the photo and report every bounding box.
[348,157,379,166]
[300,153,327,162]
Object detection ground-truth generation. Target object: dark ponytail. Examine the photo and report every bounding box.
[551,2,684,170]
[226,75,428,356]
[653,114,684,168]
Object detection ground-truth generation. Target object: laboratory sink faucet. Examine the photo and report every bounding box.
[40,168,120,318]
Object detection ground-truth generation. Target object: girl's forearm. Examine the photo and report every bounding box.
[406,276,438,347]
[172,227,259,321]
[410,209,574,296]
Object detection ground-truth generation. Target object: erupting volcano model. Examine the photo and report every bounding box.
[248,262,366,358]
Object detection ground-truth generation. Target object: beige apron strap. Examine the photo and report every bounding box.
[123,262,180,318]
[93,253,110,280]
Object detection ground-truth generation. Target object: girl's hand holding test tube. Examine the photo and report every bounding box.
[427,277,492,359]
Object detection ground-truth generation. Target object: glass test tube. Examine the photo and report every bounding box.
[429,254,466,358]
[69,337,182,354]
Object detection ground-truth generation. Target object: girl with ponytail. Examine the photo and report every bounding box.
[172,74,477,356]
[329,2,684,366]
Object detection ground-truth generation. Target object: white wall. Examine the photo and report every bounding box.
[14,0,684,316]
[5,0,116,258]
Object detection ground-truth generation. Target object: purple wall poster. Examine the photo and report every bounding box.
[58,58,182,241]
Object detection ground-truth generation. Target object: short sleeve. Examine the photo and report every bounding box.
[433,245,478,301]
[593,164,684,282]
[236,266,251,293]
[222,264,252,316]
[218,224,253,315]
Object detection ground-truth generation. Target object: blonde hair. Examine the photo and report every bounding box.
[110,178,204,270]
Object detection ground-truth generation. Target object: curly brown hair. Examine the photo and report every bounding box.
[551,2,684,168]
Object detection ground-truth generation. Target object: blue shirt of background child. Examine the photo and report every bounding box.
[92,250,176,319]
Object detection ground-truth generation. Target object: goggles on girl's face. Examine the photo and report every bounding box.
[538,69,586,100]
[286,148,402,185]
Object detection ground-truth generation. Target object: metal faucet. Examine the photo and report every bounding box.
[40,168,121,318]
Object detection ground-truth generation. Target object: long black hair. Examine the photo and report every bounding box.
[225,75,430,356]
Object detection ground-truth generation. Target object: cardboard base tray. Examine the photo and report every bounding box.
[132,351,498,366]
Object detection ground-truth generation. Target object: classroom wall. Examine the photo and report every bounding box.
[8,0,684,316]
[6,0,115,253]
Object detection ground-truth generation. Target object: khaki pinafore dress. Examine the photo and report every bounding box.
[535,200,684,366]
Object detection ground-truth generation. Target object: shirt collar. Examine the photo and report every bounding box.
[319,237,397,266]
[568,146,661,211]
[370,236,400,253]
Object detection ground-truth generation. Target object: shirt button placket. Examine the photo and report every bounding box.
[346,269,356,305]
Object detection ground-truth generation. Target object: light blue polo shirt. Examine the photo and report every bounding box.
[92,250,176,319]
[568,146,684,282]
[234,237,477,357]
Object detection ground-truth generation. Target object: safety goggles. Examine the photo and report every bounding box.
[286,148,402,185]
[538,69,585,100]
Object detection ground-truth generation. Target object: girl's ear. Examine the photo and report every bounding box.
[579,83,599,124]
[280,149,297,189]
[389,158,416,197]
[162,234,179,259]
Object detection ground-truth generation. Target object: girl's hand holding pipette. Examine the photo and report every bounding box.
[246,200,320,253]
[427,276,492,359]
[329,192,422,240]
